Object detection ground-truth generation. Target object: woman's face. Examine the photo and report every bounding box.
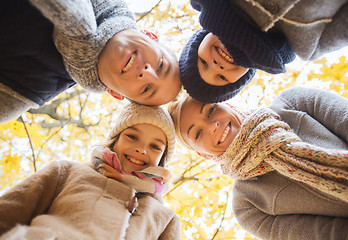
[197,33,249,86]
[98,29,182,106]
[113,123,167,173]
[179,98,243,156]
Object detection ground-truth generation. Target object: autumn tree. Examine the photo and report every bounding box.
[1,1,348,239]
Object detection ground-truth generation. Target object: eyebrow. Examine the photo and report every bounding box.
[154,138,166,146]
[187,103,206,138]
[187,124,194,139]
[200,103,206,114]
[128,126,140,132]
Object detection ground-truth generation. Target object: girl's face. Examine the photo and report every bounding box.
[197,33,249,86]
[113,123,167,173]
[179,98,243,156]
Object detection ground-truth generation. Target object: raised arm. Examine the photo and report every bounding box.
[269,86,348,144]
[233,172,348,240]
[234,197,348,240]
[28,0,136,37]
[0,161,66,235]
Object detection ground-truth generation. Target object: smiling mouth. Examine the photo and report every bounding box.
[122,51,137,73]
[218,123,231,144]
[125,154,145,166]
[216,47,234,64]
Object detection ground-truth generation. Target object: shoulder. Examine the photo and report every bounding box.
[233,171,348,216]
[268,86,326,114]
[39,160,94,179]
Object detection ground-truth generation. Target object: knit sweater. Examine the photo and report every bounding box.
[0,0,75,106]
[0,0,136,106]
[0,161,180,240]
[30,0,137,92]
[231,0,348,60]
[232,87,348,240]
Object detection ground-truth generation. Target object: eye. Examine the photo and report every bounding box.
[218,74,227,81]
[207,104,216,118]
[126,134,137,140]
[199,57,208,66]
[157,58,164,73]
[141,85,151,95]
[150,144,161,151]
[195,129,202,140]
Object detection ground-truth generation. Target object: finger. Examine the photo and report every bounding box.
[162,171,171,183]
[104,171,122,181]
[101,164,118,173]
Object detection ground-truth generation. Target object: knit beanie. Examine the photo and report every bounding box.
[180,0,296,103]
[108,102,176,166]
[194,0,295,72]
[179,29,256,103]
[52,0,137,93]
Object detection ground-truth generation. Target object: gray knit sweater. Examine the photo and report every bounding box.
[232,0,348,60]
[233,87,348,240]
[29,0,137,92]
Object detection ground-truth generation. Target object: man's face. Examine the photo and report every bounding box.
[197,33,248,86]
[98,29,182,105]
[180,98,243,156]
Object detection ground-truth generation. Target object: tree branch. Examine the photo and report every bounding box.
[211,191,231,240]
[136,0,162,22]
[20,116,37,172]
[27,90,99,130]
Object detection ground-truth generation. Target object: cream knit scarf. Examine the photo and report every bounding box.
[215,108,348,203]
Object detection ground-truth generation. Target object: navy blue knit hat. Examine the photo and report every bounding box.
[179,0,295,103]
[179,29,256,103]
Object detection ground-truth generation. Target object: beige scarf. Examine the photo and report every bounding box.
[215,108,348,203]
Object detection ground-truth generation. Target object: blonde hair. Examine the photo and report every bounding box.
[167,92,194,151]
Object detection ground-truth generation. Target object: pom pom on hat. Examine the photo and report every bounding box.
[108,102,176,165]
[179,29,256,103]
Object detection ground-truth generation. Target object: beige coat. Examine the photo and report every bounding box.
[232,0,348,60]
[0,161,180,240]
[233,87,348,239]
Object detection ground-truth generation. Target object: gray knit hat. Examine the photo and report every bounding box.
[108,102,176,166]
[52,0,137,93]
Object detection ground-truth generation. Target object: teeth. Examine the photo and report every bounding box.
[122,52,136,73]
[127,155,145,166]
[219,125,230,144]
[217,47,233,63]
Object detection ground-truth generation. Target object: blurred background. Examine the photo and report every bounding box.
[1,1,347,239]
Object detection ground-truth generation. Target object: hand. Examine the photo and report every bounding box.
[162,170,171,184]
[100,163,122,182]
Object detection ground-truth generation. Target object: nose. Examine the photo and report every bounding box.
[207,120,219,133]
[135,143,147,155]
[138,63,159,82]
[212,60,224,71]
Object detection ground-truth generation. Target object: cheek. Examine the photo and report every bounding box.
[187,138,207,154]
[150,151,164,166]
[234,67,249,79]
[198,42,211,60]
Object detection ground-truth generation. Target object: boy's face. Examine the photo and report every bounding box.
[179,98,242,156]
[98,29,182,106]
[197,33,249,86]
[113,123,167,173]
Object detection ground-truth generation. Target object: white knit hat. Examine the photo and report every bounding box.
[108,102,176,166]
